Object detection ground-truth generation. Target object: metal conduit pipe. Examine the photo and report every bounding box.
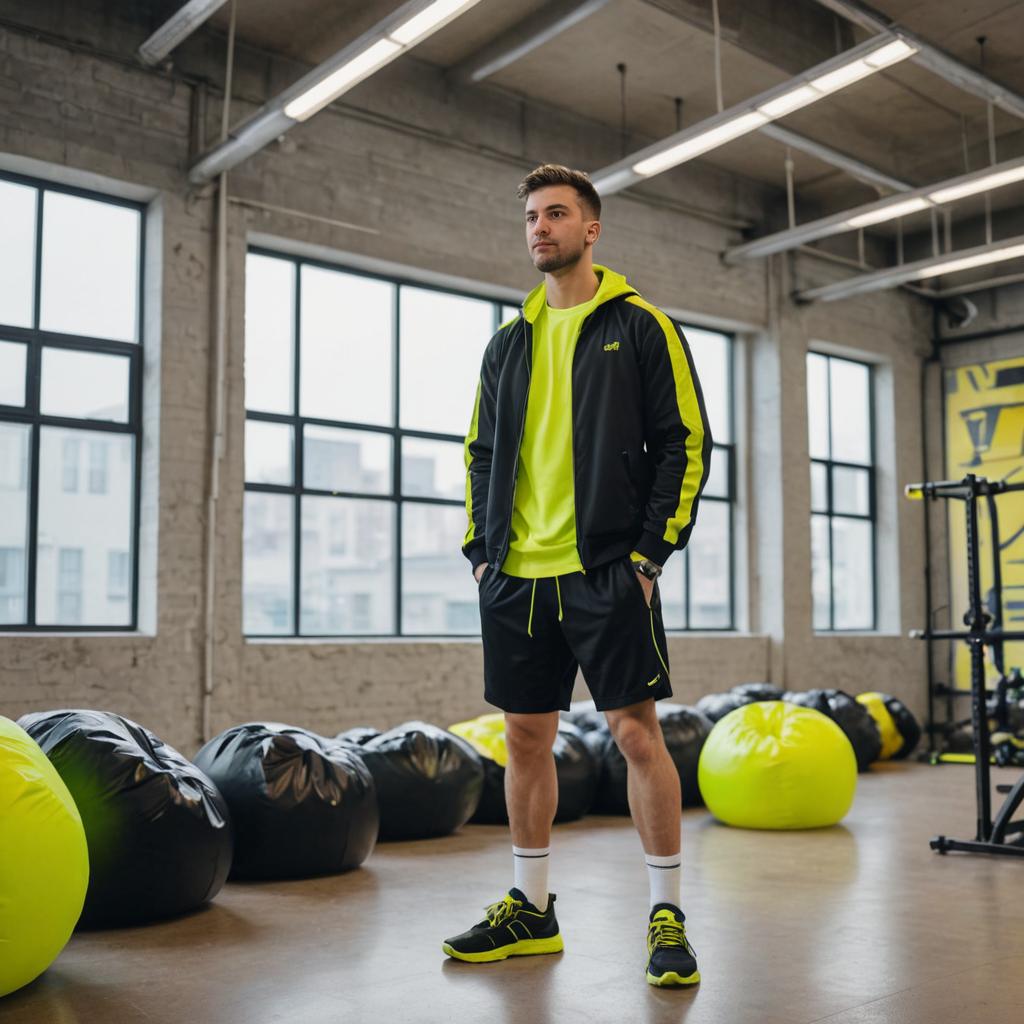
[202,0,236,744]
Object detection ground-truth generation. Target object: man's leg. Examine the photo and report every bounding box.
[605,699,681,860]
[505,711,560,911]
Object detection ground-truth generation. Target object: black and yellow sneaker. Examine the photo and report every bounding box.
[646,904,700,987]
[442,888,564,963]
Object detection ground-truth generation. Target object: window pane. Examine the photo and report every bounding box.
[0,341,27,406]
[703,445,729,499]
[687,328,730,445]
[40,192,139,342]
[0,180,36,328]
[402,437,464,500]
[402,503,478,635]
[811,513,831,630]
[300,266,393,425]
[300,497,394,634]
[832,517,874,629]
[0,423,30,624]
[659,549,686,630]
[36,427,134,625]
[245,420,293,486]
[807,352,829,459]
[832,465,870,516]
[41,348,130,422]
[243,492,294,635]
[245,254,295,415]
[829,358,871,464]
[688,499,731,628]
[399,287,491,435]
[304,425,391,495]
[811,462,828,513]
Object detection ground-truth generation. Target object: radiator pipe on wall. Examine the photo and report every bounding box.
[202,0,236,744]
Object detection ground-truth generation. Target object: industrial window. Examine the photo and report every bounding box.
[807,351,876,631]
[242,249,735,637]
[0,173,144,630]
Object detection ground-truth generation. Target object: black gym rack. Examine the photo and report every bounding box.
[906,474,1024,857]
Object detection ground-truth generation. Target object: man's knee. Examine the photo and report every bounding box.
[505,713,558,760]
[608,713,662,764]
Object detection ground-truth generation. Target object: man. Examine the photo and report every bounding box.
[444,164,711,987]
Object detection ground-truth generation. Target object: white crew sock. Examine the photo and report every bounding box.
[512,846,550,912]
[645,852,682,912]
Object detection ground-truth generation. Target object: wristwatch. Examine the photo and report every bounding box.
[633,558,662,581]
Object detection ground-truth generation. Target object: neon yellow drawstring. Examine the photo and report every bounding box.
[527,579,538,637]
[555,576,564,622]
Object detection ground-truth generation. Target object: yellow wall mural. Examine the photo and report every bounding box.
[944,355,1024,688]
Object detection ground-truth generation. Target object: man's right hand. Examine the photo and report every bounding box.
[474,563,490,583]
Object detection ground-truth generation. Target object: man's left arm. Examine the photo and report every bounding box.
[629,299,713,569]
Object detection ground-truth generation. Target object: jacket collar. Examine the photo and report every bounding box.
[521,264,636,324]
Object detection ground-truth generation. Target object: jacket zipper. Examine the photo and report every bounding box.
[495,320,532,571]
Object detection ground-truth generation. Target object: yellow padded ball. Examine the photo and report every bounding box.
[0,716,89,998]
[698,701,857,830]
[448,716,508,767]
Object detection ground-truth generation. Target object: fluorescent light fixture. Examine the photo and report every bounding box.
[138,0,228,65]
[392,0,477,46]
[917,242,1024,279]
[285,39,402,121]
[633,112,767,176]
[863,39,916,67]
[844,196,931,228]
[616,34,916,186]
[757,85,820,119]
[929,164,1024,204]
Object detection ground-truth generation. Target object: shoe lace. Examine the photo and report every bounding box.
[649,918,690,953]
[484,895,522,926]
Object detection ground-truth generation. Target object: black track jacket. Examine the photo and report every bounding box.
[462,265,712,574]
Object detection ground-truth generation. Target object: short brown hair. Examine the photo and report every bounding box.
[516,164,601,221]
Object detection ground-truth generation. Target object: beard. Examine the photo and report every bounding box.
[532,238,585,273]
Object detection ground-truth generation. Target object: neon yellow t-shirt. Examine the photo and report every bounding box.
[502,293,602,578]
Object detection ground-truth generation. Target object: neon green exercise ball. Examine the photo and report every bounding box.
[0,716,89,998]
[698,701,857,830]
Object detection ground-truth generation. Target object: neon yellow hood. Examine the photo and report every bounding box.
[521,264,636,323]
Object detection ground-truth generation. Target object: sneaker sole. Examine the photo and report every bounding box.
[442,935,564,963]
[646,968,700,987]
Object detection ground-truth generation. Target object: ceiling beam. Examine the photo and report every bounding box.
[448,0,613,85]
[138,0,228,66]
[795,233,1024,302]
[812,0,1024,120]
[758,124,911,194]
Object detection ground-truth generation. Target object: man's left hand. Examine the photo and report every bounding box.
[637,572,655,608]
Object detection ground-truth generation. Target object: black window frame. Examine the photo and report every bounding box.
[0,170,145,632]
[808,350,877,632]
[243,247,736,638]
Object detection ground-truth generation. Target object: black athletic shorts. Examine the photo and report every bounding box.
[477,555,673,714]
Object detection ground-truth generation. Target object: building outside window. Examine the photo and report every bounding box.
[807,351,876,631]
[0,172,143,630]
[242,249,736,636]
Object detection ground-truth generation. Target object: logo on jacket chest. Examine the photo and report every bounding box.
[603,341,621,352]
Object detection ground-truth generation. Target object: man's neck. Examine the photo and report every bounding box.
[544,258,600,310]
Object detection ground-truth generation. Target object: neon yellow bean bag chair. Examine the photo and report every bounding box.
[698,701,857,829]
[1,716,89,997]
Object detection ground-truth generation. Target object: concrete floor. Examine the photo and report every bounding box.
[4,761,1024,1024]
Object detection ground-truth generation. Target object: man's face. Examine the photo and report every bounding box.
[524,185,598,273]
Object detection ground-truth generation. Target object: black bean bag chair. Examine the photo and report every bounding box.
[783,689,881,772]
[337,726,380,747]
[194,722,377,880]
[466,722,600,825]
[18,709,233,928]
[561,701,612,762]
[358,722,484,840]
[595,704,713,813]
[731,682,784,702]
[856,692,922,761]
[695,691,755,723]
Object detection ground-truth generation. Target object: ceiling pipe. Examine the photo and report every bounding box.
[139,0,228,66]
